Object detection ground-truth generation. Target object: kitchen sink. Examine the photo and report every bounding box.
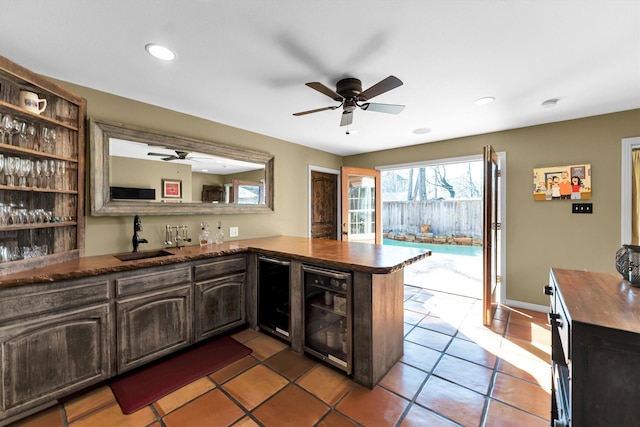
[113,249,174,262]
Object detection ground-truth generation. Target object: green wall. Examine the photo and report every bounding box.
[57,79,640,306]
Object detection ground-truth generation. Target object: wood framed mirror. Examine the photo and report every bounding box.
[89,119,274,215]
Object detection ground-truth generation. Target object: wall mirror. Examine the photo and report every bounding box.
[90,119,274,215]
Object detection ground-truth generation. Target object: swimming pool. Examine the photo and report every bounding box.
[383,238,482,257]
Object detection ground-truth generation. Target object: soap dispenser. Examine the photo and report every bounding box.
[199,222,211,246]
[214,221,224,244]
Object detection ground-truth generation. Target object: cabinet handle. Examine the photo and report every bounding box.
[544,285,554,296]
[548,312,562,327]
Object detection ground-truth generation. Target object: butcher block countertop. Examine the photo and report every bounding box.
[551,267,640,335]
[0,236,431,288]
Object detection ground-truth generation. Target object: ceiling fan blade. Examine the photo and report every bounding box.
[358,75,403,101]
[340,111,353,127]
[361,103,405,114]
[162,156,178,161]
[148,152,170,157]
[306,82,343,101]
[293,105,340,116]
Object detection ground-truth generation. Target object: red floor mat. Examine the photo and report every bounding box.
[110,336,252,414]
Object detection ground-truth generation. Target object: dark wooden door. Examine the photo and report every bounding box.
[483,145,500,325]
[311,170,338,239]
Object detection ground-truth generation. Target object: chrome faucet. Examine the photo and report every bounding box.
[132,215,148,252]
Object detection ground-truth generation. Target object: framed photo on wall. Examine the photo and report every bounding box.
[533,164,591,201]
[162,179,182,199]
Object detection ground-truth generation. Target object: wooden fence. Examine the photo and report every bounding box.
[383,200,483,237]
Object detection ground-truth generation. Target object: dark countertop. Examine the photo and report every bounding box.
[0,236,431,288]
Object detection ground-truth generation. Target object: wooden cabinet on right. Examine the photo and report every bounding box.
[548,268,640,426]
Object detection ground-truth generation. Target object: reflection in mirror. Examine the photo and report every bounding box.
[90,119,274,215]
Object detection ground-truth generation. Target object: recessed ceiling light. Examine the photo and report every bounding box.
[474,97,495,105]
[413,128,431,135]
[541,98,559,108]
[145,43,176,61]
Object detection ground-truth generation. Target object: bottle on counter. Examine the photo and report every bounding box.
[214,220,224,244]
[199,222,211,246]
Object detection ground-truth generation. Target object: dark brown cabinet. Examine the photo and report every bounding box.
[194,255,246,341]
[115,266,193,373]
[548,268,640,427]
[0,278,110,423]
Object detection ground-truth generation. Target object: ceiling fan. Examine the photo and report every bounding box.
[147,150,193,161]
[293,75,405,126]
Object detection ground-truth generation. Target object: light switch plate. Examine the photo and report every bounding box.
[229,226,239,237]
[572,203,593,214]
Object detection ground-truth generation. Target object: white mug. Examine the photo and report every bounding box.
[19,91,47,114]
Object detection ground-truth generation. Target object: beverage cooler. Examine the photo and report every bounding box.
[302,265,352,373]
[258,256,291,341]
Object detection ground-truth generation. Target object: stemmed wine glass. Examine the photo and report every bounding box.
[1,114,13,144]
[0,154,4,185]
[41,127,56,154]
[56,160,66,189]
[48,159,56,189]
[5,156,15,186]
[34,159,42,188]
[26,123,37,150]
[41,160,50,188]
[20,159,31,187]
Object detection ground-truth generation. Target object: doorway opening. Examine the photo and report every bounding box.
[379,156,484,299]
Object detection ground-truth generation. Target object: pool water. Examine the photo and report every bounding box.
[383,238,482,257]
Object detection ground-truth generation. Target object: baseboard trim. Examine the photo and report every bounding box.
[503,299,548,313]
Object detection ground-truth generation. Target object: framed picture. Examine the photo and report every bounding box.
[533,163,591,201]
[162,179,182,199]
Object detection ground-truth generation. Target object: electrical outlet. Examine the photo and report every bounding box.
[229,226,239,237]
[572,203,593,214]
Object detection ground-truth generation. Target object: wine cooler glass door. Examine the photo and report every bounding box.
[302,265,351,373]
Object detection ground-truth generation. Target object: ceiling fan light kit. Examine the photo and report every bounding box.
[294,75,405,127]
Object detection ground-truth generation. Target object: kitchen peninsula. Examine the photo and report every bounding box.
[0,236,429,425]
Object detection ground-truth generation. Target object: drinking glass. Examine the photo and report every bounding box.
[34,159,42,187]
[0,114,12,144]
[56,160,66,189]
[0,154,4,185]
[13,120,26,147]
[5,156,15,186]
[49,159,56,189]
[41,159,50,188]
[26,123,37,150]
[20,158,31,187]
[12,157,21,187]
[41,127,56,154]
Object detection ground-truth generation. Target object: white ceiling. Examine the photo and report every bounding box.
[1,1,638,156]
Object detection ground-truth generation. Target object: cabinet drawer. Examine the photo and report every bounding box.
[194,255,246,282]
[0,278,109,324]
[116,266,192,298]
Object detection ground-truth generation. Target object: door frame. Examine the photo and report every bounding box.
[308,165,341,239]
[377,152,507,304]
[621,136,640,244]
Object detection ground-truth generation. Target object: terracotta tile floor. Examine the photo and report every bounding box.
[10,285,551,427]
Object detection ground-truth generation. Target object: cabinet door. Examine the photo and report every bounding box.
[0,304,110,419]
[195,273,245,342]
[116,285,192,373]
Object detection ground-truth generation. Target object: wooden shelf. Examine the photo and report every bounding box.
[0,55,85,275]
